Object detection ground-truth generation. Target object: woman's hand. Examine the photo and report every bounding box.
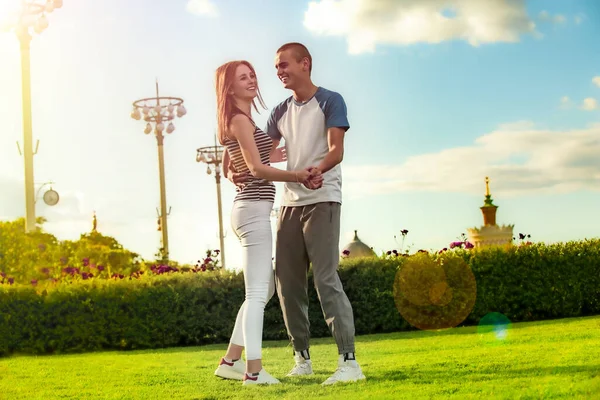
[304,167,323,189]
[296,168,323,190]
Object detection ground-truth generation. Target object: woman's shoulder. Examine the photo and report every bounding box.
[230,113,257,137]
[230,113,255,129]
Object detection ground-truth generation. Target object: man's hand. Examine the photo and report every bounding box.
[303,167,323,190]
[226,161,251,188]
[270,146,287,163]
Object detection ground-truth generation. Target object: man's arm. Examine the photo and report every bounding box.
[317,127,345,174]
[305,92,349,189]
[223,147,251,187]
[316,91,349,174]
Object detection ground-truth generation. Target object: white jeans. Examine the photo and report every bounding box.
[229,200,276,360]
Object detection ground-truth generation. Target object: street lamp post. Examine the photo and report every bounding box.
[3,0,64,232]
[131,81,186,261]
[196,139,226,269]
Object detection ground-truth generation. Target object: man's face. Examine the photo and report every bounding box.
[275,49,305,90]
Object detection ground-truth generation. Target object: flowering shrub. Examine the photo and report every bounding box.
[0,219,229,287]
[196,249,222,272]
[382,230,475,258]
[381,229,411,258]
[0,218,142,285]
[514,232,533,246]
[447,233,474,251]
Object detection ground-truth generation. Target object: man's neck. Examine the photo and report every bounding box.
[292,83,319,103]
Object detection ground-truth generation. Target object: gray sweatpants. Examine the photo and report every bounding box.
[274,201,356,354]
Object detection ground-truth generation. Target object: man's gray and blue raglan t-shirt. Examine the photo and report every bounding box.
[265,86,349,207]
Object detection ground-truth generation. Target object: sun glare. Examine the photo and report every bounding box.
[0,0,21,30]
[0,0,21,17]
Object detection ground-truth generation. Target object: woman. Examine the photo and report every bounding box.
[212,60,320,386]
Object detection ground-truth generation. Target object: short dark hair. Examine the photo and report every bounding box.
[277,42,312,74]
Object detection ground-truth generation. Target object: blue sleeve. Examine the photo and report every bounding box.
[323,92,350,132]
[265,101,288,140]
[265,108,281,140]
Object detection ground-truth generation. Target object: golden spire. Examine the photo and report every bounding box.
[482,176,496,207]
[92,211,97,232]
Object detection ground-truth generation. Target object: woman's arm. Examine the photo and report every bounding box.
[229,115,309,183]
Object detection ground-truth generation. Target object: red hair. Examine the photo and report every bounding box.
[215,60,266,145]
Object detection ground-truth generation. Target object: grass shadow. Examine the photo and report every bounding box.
[366,365,600,384]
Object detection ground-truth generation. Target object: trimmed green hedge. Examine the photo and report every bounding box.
[1,239,599,356]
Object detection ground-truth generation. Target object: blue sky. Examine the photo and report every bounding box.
[1,0,599,268]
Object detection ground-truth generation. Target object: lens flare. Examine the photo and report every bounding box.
[477,312,512,341]
[393,253,477,331]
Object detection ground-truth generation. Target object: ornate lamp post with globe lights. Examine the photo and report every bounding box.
[196,139,226,269]
[2,0,64,232]
[131,81,186,261]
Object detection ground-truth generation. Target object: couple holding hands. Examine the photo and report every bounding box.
[212,42,365,386]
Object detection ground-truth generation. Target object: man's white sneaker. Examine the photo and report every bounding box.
[322,355,366,385]
[242,369,281,385]
[287,354,314,376]
[214,357,245,381]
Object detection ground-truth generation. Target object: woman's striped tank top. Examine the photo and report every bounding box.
[223,123,276,202]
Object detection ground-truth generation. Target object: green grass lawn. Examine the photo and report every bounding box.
[1,315,599,399]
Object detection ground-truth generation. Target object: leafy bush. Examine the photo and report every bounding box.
[1,235,599,356]
[0,218,141,284]
[463,240,600,321]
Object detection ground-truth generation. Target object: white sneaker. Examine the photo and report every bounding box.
[214,357,245,381]
[287,354,314,376]
[242,369,281,385]
[322,355,366,385]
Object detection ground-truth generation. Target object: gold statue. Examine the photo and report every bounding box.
[92,211,97,232]
[485,176,490,196]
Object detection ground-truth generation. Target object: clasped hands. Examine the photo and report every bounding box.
[295,166,324,190]
[227,164,323,190]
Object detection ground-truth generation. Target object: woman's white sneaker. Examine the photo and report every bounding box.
[242,369,281,385]
[322,355,366,385]
[214,358,245,381]
[287,354,314,376]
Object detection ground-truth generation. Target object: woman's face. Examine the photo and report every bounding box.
[230,64,257,101]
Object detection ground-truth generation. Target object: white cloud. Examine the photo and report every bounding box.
[593,76,600,88]
[560,96,572,109]
[186,0,218,18]
[539,11,566,24]
[343,122,600,198]
[553,14,566,24]
[303,0,537,54]
[582,98,599,111]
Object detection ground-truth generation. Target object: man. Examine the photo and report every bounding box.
[228,42,365,385]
